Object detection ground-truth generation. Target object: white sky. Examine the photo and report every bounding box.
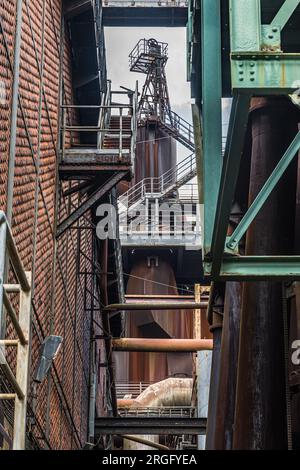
[104,27,193,162]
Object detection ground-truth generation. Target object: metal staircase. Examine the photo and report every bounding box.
[162,110,194,151]
[129,38,195,152]
[119,152,196,212]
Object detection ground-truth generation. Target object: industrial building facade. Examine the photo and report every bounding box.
[0,0,107,449]
[0,0,300,453]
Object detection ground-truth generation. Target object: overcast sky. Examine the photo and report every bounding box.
[105,27,231,163]
[105,27,193,161]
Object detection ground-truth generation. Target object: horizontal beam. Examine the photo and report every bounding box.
[231,53,300,92]
[205,256,300,280]
[112,338,213,352]
[0,340,19,347]
[95,417,207,435]
[102,7,188,27]
[3,284,20,293]
[104,302,208,311]
[0,394,16,400]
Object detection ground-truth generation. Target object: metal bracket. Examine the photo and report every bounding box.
[261,25,281,51]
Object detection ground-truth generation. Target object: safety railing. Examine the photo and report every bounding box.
[119,153,196,211]
[116,381,154,398]
[164,109,194,148]
[60,84,138,164]
[119,406,197,418]
[129,38,168,72]
[119,202,201,245]
[178,184,199,202]
[0,211,32,450]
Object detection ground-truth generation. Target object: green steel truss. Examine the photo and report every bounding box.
[188,0,300,280]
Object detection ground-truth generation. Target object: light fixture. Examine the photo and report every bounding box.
[34,335,63,383]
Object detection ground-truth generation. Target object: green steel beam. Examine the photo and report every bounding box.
[201,0,222,255]
[210,92,251,277]
[271,0,300,30]
[205,256,300,280]
[230,0,261,53]
[226,131,300,252]
[231,53,300,92]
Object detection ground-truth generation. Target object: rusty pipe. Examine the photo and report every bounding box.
[233,97,299,450]
[104,302,208,311]
[117,399,135,408]
[112,338,213,352]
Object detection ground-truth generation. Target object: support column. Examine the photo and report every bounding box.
[233,98,300,449]
[205,306,223,449]
[214,281,242,449]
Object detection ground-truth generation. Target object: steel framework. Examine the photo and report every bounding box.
[189,0,300,280]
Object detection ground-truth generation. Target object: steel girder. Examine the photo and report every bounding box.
[95,417,207,435]
[198,0,300,280]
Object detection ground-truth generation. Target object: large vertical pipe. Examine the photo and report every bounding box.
[289,143,300,449]
[214,282,242,449]
[205,309,223,449]
[233,98,299,450]
[213,208,244,450]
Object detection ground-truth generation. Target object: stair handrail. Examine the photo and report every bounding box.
[97,80,112,149]
[131,81,139,170]
[119,152,196,210]
[164,110,194,148]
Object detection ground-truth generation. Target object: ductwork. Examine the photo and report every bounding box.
[118,378,193,409]
[120,378,193,450]
[134,377,193,408]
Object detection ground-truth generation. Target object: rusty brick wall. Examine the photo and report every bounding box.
[0,0,101,450]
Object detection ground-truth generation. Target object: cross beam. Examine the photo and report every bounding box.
[95,417,207,435]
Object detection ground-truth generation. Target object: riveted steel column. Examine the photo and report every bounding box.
[201,0,222,256]
[230,0,261,53]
